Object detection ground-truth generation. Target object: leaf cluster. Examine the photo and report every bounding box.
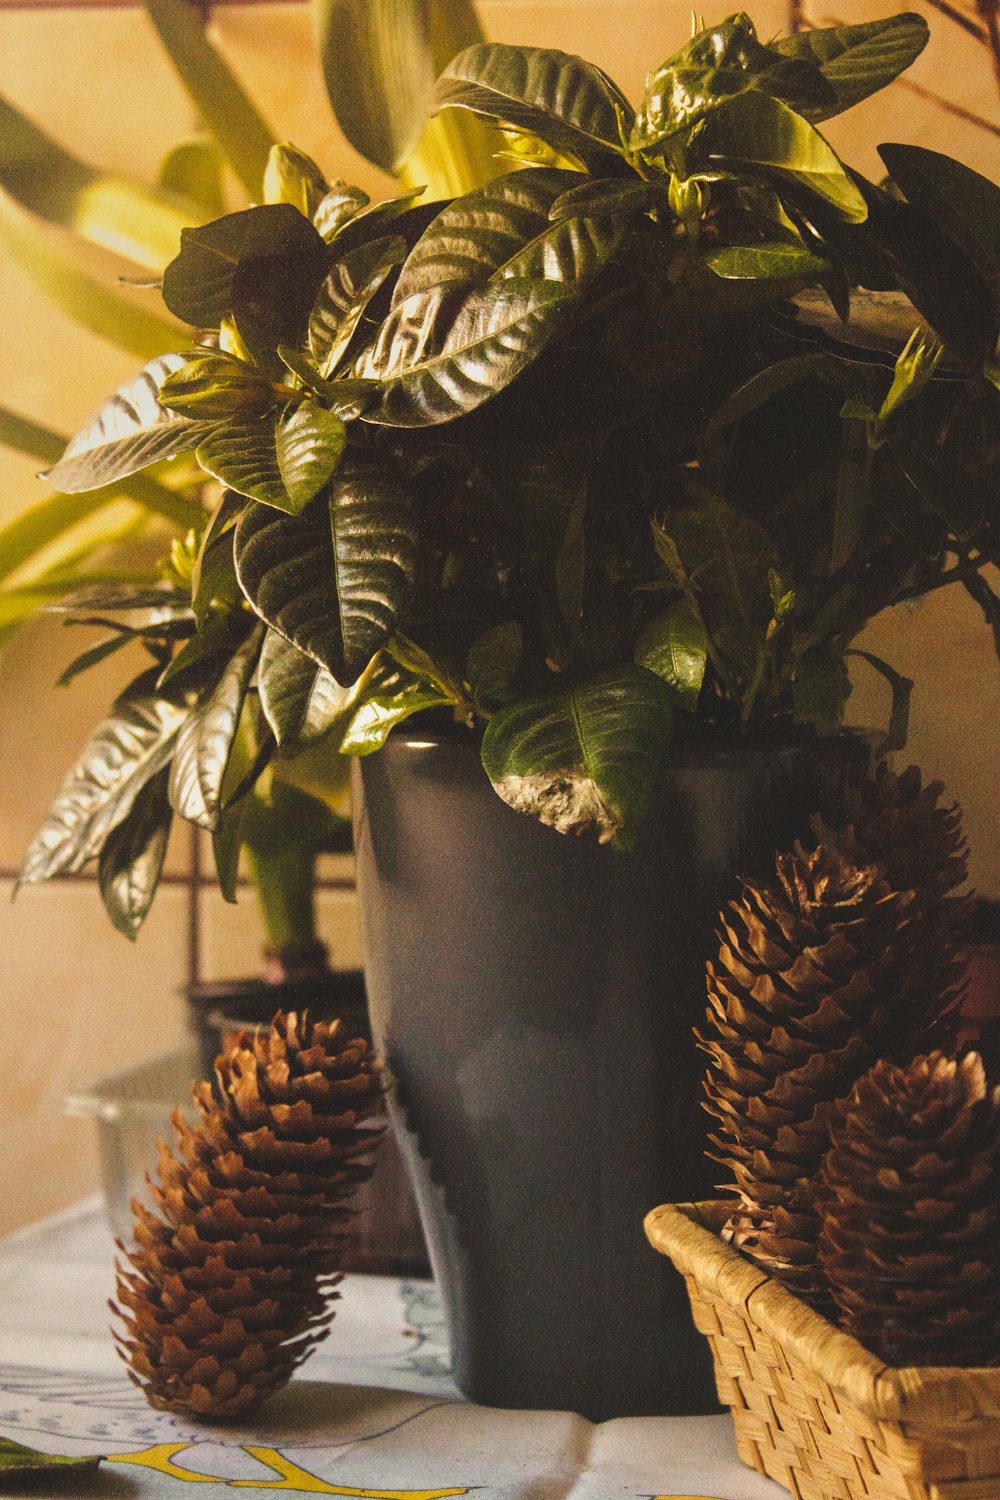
[22,9,1000,932]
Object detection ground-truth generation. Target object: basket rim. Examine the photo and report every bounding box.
[645,1199,1000,1427]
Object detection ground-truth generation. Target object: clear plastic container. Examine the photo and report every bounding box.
[64,1047,201,1243]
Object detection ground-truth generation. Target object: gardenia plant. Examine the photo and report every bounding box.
[20,11,1000,938]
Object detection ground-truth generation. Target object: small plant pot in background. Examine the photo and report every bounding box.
[187,972,430,1280]
[645,1200,1000,1500]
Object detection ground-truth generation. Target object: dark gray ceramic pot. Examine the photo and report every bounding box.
[352,732,828,1421]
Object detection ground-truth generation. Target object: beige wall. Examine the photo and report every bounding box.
[0,1,997,1233]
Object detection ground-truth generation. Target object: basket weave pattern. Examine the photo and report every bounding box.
[646,1202,1000,1500]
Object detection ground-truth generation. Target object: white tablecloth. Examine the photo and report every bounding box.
[0,1198,786,1499]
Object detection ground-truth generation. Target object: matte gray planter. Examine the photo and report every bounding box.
[352,732,827,1420]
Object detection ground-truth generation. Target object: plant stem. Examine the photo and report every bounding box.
[831,417,874,574]
[974,0,1000,98]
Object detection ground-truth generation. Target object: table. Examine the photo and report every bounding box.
[0,1198,786,1499]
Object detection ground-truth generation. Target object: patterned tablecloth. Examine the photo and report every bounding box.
[0,1198,786,1500]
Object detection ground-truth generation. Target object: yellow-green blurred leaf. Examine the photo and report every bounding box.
[158,135,226,218]
[142,0,277,200]
[0,92,203,269]
[0,191,185,360]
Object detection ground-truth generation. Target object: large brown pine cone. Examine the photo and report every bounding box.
[112,1012,383,1418]
[701,841,936,1300]
[818,1051,1000,1366]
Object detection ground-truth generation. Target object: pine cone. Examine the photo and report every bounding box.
[818,1051,1000,1366]
[701,841,934,1300]
[112,1011,383,1418]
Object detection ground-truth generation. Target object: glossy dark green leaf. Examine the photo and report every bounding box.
[44,582,192,622]
[548,177,666,224]
[482,666,674,850]
[632,13,834,151]
[19,676,189,882]
[258,627,349,744]
[698,92,867,222]
[634,598,708,709]
[309,234,407,378]
[158,349,277,419]
[847,647,912,753]
[339,656,453,754]
[142,0,276,200]
[161,203,328,331]
[878,144,1000,297]
[234,469,420,684]
[168,624,264,830]
[705,242,831,282]
[0,1436,103,1480]
[357,277,573,427]
[41,354,214,494]
[433,43,633,173]
[773,15,929,122]
[849,175,996,365]
[313,182,372,243]
[263,142,328,218]
[196,401,346,514]
[98,764,172,938]
[393,168,606,301]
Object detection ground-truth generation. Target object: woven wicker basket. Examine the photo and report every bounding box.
[646,1200,1000,1500]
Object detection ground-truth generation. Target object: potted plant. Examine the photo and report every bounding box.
[15,6,1000,1420]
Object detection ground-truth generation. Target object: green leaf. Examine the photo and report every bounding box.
[142,0,276,200]
[161,204,328,335]
[41,354,214,494]
[212,796,247,903]
[57,631,136,686]
[466,620,523,707]
[773,15,929,122]
[877,144,1000,299]
[433,43,633,174]
[338,655,453,754]
[258,627,350,744]
[168,624,264,830]
[0,1436,102,1480]
[666,490,776,675]
[315,0,486,175]
[314,182,372,243]
[263,142,329,219]
[702,352,835,439]
[793,644,850,734]
[234,468,420,684]
[846,647,912,753]
[698,92,868,222]
[851,175,996,365]
[632,13,834,150]
[0,190,184,362]
[704,242,831,282]
[309,234,407,378]
[158,134,226,218]
[0,92,203,269]
[481,666,674,850]
[159,349,277,419]
[884,427,984,541]
[392,168,619,302]
[634,598,708,710]
[19,674,189,882]
[548,177,666,224]
[196,401,346,514]
[356,277,573,427]
[98,764,172,938]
